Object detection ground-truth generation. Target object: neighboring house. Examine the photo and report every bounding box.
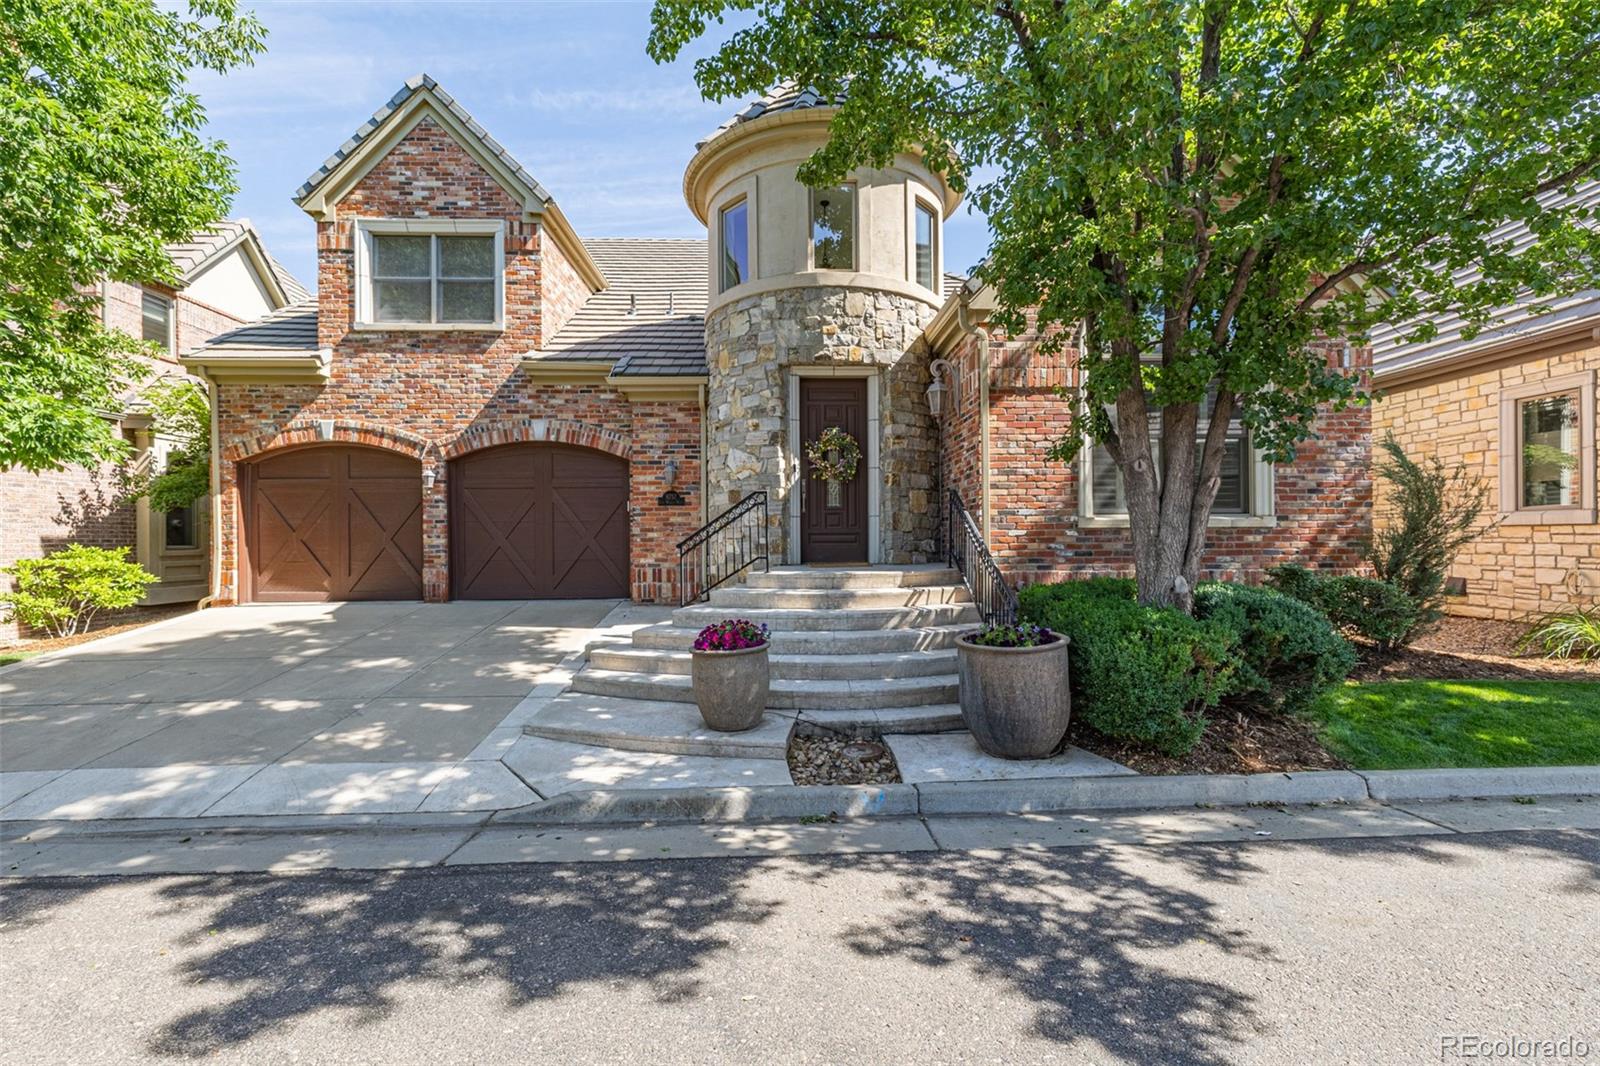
[187,76,1369,610]
[0,220,308,641]
[1370,184,1600,620]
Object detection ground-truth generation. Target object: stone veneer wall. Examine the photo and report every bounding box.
[936,326,1373,586]
[1374,344,1599,619]
[704,286,941,564]
[212,117,702,605]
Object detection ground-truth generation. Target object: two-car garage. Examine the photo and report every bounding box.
[240,443,629,602]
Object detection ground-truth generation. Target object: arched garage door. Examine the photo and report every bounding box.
[450,444,629,599]
[242,446,424,602]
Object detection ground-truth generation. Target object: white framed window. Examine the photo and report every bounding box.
[719,198,749,292]
[353,219,505,330]
[1080,393,1274,526]
[141,291,173,352]
[913,199,938,292]
[1499,370,1596,524]
[809,183,857,271]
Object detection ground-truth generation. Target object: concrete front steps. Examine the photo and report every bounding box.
[520,566,975,771]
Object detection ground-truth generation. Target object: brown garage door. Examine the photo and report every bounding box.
[243,446,424,602]
[450,444,629,599]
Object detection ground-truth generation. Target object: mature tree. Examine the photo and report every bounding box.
[0,0,263,472]
[649,0,1600,609]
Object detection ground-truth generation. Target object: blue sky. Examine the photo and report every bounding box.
[187,0,994,291]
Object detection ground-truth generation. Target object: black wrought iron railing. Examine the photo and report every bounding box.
[947,490,1019,626]
[677,491,770,606]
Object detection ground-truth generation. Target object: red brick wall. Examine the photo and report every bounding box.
[539,228,590,341]
[937,326,1372,587]
[213,117,703,605]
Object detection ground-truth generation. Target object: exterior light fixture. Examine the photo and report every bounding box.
[664,459,679,486]
[927,358,956,418]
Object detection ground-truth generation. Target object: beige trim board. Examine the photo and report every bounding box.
[606,375,707,402]
[520,358,613,384]
[180,352,331,384]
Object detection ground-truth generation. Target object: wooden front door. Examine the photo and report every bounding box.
[450,443,630,599]
[799,377,869,563]
[243,446,424,602]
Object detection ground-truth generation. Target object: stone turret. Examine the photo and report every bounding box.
[684,84,961,564]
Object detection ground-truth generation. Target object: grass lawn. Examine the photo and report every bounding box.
[1308,680,1600,770]
[0,651,38,667]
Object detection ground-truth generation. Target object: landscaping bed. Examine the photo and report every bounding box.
[1069,710,1346,776]
[1349,616,1599,682]
[0,605,193,666]
[788,734,901,785]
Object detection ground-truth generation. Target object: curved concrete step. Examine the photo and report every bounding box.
[794,704,967,738]
[569,667,958,711]
[588,644,959,680]
[706,585,969,610]
[521,692,795,759]
[671,602,979,631]
[624,623,972,654]
[744,565,961,590]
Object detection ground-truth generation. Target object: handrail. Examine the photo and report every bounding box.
[677,491,770,606]
[947,490,1019,626]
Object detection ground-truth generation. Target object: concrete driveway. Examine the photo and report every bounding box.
[0,600,630,820]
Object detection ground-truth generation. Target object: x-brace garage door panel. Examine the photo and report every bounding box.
[245,446,424,602]
[450,443,629,599]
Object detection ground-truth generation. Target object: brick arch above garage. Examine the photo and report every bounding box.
[225,421,430,463]
[443,419,630,462]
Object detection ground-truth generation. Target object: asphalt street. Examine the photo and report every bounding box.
[2,826,1596,1064]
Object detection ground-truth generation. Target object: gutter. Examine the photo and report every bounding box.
[196,366,222,610]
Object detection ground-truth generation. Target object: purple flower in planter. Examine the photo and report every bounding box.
[694,618,770,652]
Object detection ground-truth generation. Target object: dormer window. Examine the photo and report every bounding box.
[914,201,937,291]
[354,219,505,330]
[809,184,856,271]
[719,199,749,292]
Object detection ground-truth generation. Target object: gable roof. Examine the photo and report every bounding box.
[291,74,604,292]
[165,219,310,305]
[531,238,708,377]
[294,74,553,210]
[1369,181,1600,382]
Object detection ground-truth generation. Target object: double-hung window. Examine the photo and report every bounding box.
[358,221,504,329]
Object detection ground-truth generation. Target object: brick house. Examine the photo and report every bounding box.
[1,220,307,641]
[1370,183,1600,620]
[188,76,1376,610]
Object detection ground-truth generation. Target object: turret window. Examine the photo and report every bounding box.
[810,184,856,271]
[914,202,937,290]
[719,199,749,292]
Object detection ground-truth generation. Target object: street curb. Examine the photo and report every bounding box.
[491,783,921,826]
[1358,765,1600,802]
[913,770,1371,816]
[1,810,494,842]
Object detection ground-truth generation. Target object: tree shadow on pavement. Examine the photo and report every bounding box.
[837,844,1277,1066]
[140,860,780,1057]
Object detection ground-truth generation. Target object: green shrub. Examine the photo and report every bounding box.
[1,545,157,638]
[1366,433,1492,645]
[1515,607,1600,661]
[1019,578,1237,755]
[1195,582,1357,713]
[1266,565,1419,651]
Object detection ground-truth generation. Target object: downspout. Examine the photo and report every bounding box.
[956,299,992,537]
[197,368,222,610]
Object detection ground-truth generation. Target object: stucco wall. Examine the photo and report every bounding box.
[1373,344,1600,619]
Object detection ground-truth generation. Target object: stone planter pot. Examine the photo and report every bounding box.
[690,642,770,732]
[956,635,1072,759]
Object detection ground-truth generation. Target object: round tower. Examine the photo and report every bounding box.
[684,86,961,565]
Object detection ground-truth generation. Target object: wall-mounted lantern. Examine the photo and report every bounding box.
[927,358,956,418]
